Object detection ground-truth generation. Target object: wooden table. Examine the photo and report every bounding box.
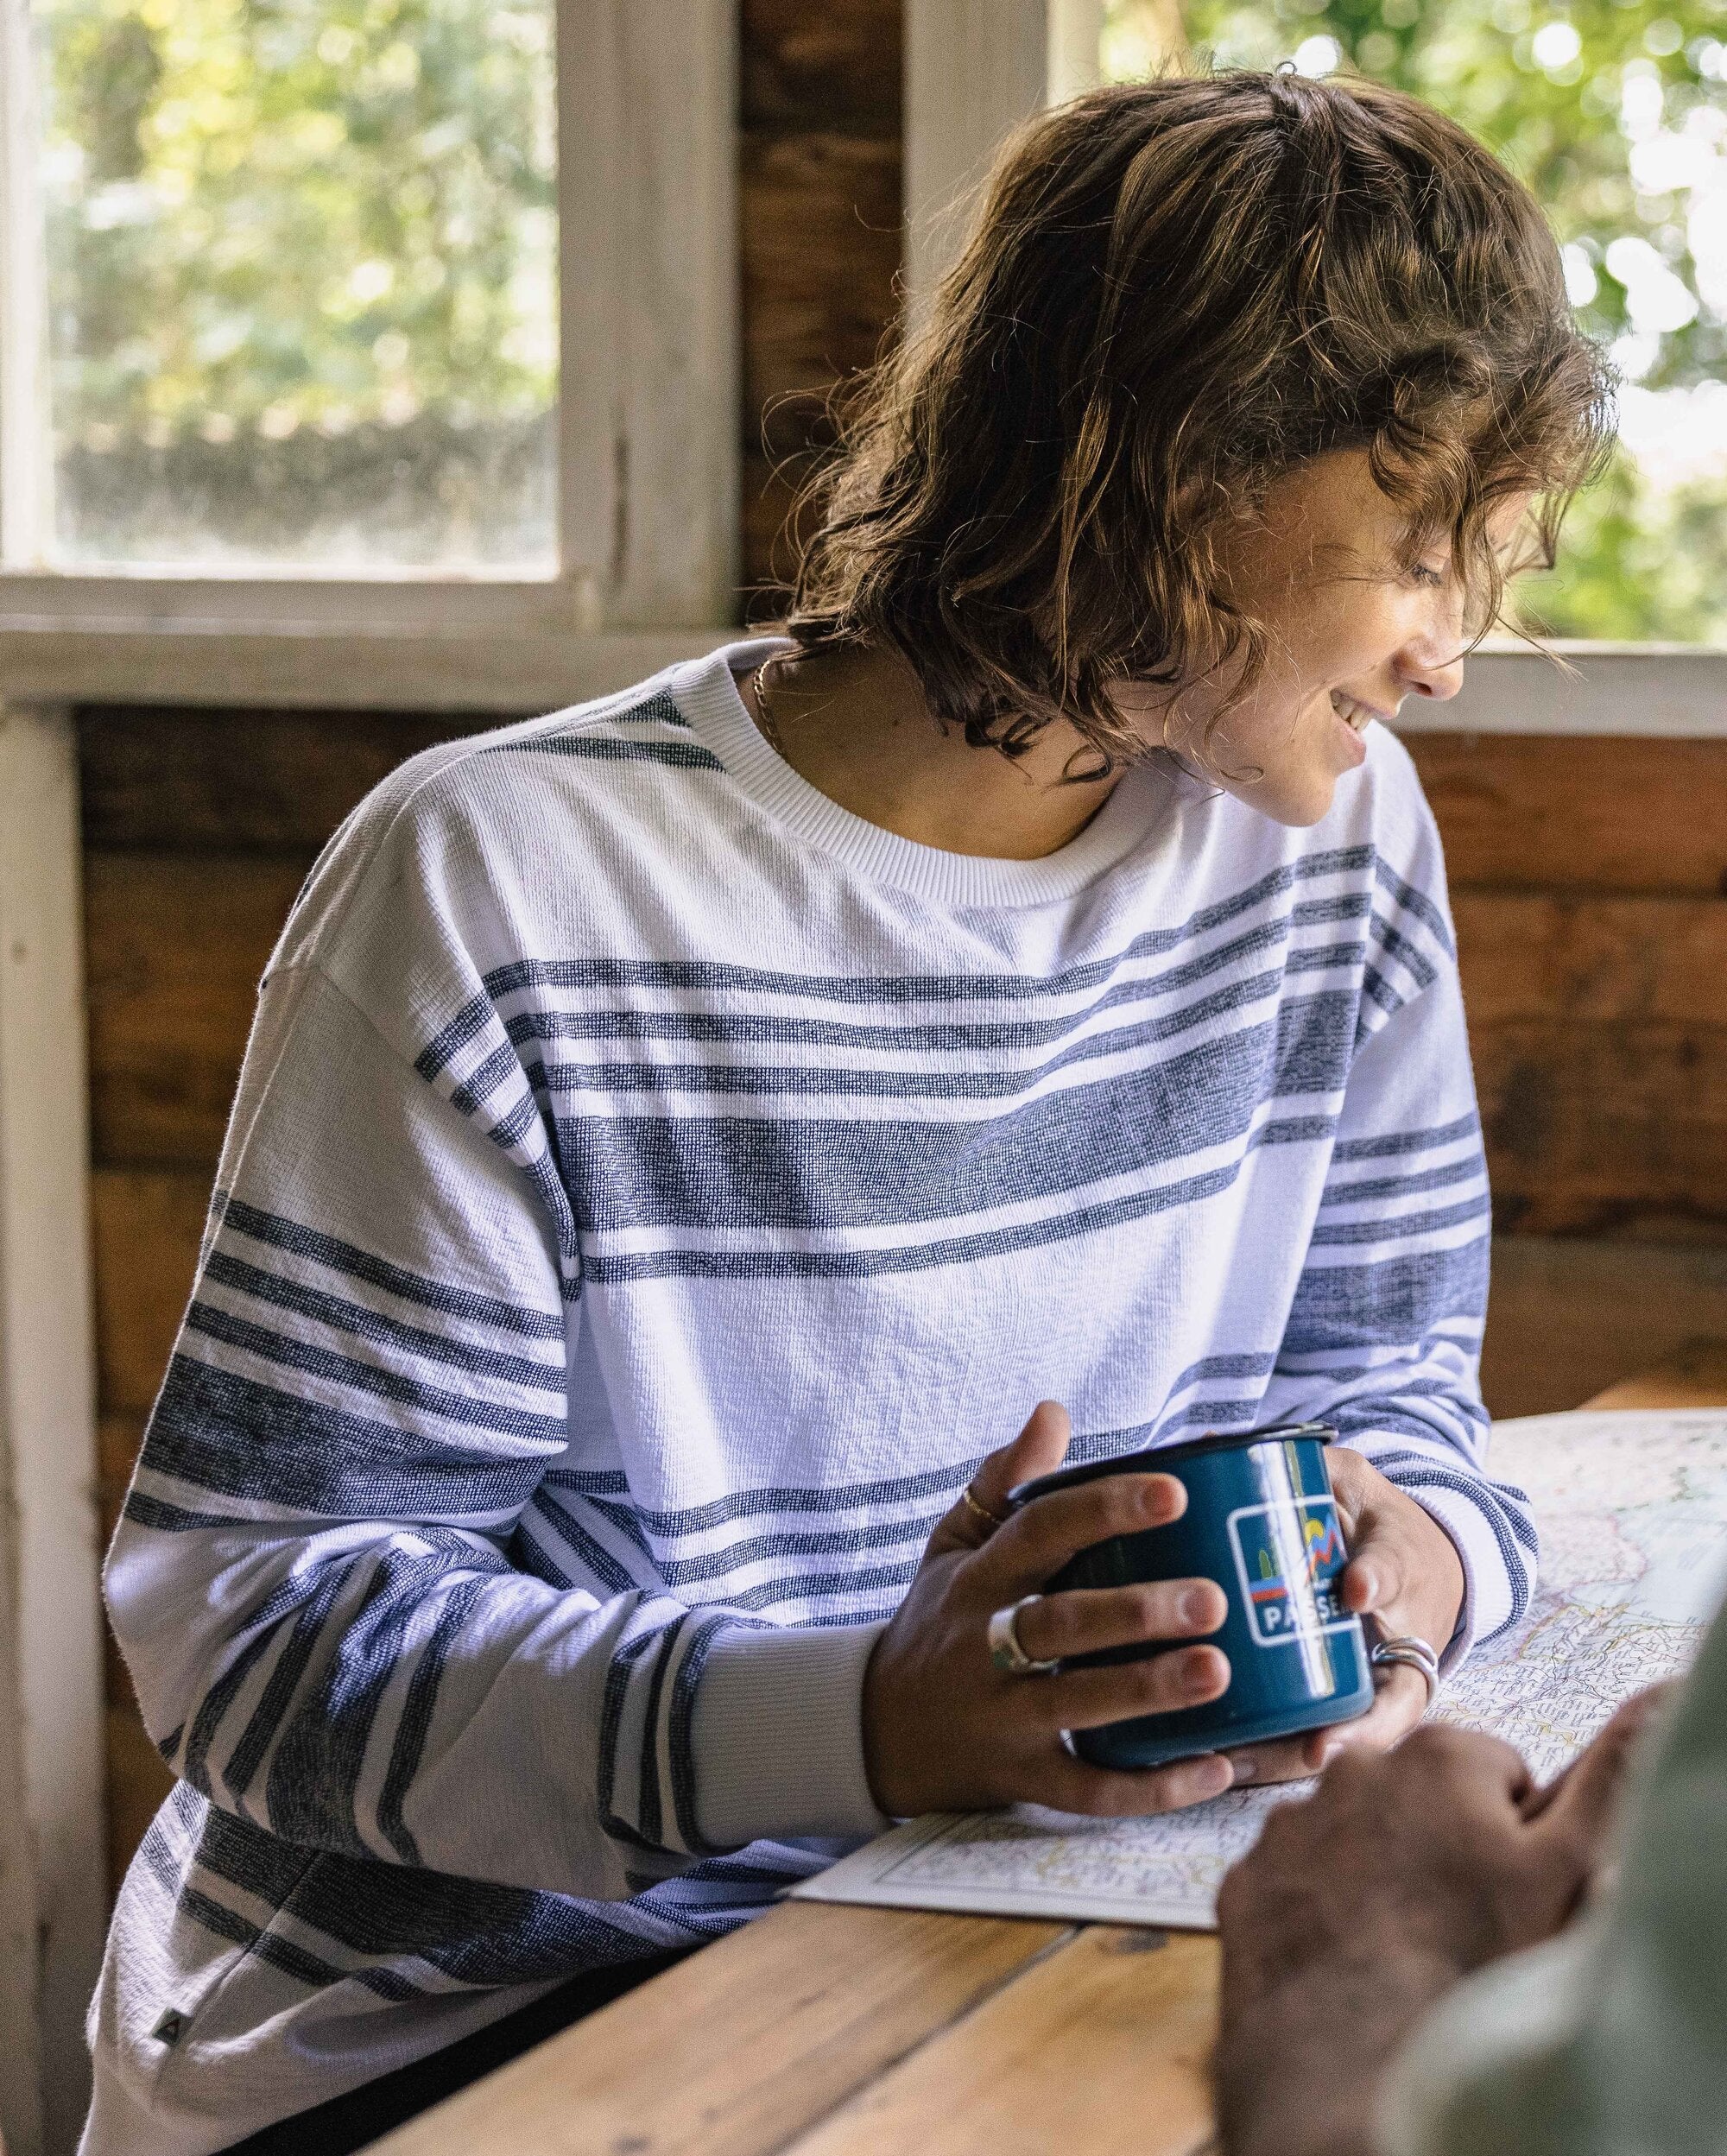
[373,1355,1727,2156]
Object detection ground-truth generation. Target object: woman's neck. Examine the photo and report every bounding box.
[738,642,1125,861]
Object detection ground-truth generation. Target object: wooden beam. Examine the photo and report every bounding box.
[85,853,309,1170]
[0,705,105,2155]
[1451,892,1727,1029]
[1483,1238,1727,1421]
[90,1170,206,1417]
[78,707,481,856]
[1583,1338,1727,1411]
[1474,1018,1727,1239]
[0,624,729,712]
[903,0,1047,307]
[559,0,740,627]
[1405,731,1727,894]
[780,1926,1218,2156]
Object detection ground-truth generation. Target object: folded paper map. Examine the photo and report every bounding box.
[793,1409,1727,1930]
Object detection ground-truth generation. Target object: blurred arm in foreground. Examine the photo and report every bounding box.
[1214,1636,1726,2156]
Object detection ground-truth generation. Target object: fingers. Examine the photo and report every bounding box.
[1039,1642,1230,1731]
[1323,1449,1402,1615]
[1528,1685,1672,1842]
[1217,1661,1431,1787]
[923,1400,1073,1560]
[1218,1732,1324,1787]
[1014,1577,1227,1664]
[1322,1443,1372,1529]
[1328,1457,1466,1666]
[977,1470,1188,1596]
[971,1400,1072,1518]
[1031,1748,1236,1818]
[1340,1538,1404,1618]
[1299,1664,1428,1766]
[1389,1722,1534,1811]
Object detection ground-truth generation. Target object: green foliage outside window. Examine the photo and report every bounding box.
[35,0,556,567]
[1106,0,1727,642]
[31,0,1727,622]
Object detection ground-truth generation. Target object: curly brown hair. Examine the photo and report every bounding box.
[781,71,1614,771]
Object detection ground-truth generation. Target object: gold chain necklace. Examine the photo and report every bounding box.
[751,654,788,756]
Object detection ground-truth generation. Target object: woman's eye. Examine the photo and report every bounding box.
[1410,562,1447,589]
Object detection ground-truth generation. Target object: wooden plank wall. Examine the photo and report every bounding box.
[1409,736,1727,1415]
[740,0,901,604]
[80,3,1727,1893]
[84,711,481,1884]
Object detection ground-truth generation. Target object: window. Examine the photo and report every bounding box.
[0,0,739,642]
[1100,0,1727,647]
[33,0,558,573]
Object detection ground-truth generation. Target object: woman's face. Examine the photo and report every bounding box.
[1118,449,1528,826]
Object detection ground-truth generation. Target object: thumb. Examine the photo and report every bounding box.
[924,1401,1072,1559]
[1527,1685,1672,1846]
[973,1400,1073,1517]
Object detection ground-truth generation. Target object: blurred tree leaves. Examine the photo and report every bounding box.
[35,0,556,565]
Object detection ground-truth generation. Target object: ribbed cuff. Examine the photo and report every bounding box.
[689,1620,892,1848]
[1401,1484,1499,1672]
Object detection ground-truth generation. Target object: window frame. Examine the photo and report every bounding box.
[0,0,741,698]
[0,703,103,2156]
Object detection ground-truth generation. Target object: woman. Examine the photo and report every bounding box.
[85,70,1609,2154]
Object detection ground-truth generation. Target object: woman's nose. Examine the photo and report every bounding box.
[1397,637,1466,703]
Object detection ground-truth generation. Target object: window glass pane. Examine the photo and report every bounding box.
[1102,0,1727,645]
[34,0,556,572]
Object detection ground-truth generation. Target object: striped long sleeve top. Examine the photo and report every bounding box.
[85,638,1534,2155]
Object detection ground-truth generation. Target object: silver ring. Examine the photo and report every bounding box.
[988,1595,1060,1677]
[1370,1632,1441,1706]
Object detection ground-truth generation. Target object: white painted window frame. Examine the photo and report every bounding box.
[0,704,102,2156]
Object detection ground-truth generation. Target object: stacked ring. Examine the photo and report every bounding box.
[987,1594,1061,1677]
[1370,1632,1442,1705]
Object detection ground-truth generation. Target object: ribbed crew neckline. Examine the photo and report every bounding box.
[669,637,1172,909]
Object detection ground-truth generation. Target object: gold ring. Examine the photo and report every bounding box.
[961,1484,1008,1533]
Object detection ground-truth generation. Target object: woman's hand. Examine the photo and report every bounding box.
[1220,1445,1466,1787]
[862,1401,1240,1818]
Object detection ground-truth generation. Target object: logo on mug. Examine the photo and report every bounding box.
[1226,1497,1351,1647]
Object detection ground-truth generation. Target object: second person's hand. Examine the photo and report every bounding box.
[861,1400,1240,1818]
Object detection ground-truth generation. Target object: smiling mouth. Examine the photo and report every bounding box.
[1330,692,1385,735]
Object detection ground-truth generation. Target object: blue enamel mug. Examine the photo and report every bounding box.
[1009,1421,1375,1769]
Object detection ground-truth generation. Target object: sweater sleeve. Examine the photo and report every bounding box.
[105,801,886,1909]
[1255,837,1535,1668]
